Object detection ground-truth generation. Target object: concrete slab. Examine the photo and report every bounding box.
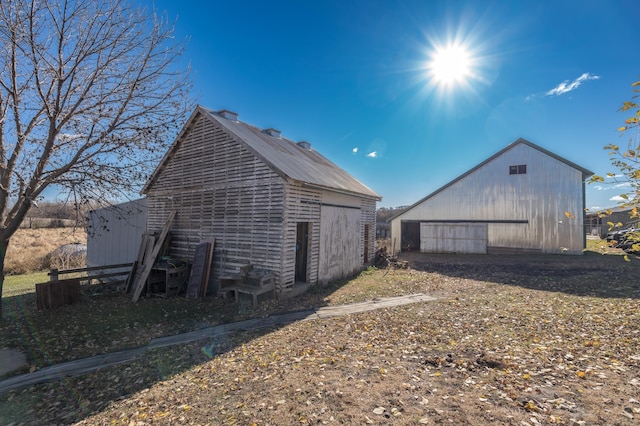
[0,349,27,377]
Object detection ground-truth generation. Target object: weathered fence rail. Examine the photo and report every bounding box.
[36,263,134,310]
[48,262,133,281]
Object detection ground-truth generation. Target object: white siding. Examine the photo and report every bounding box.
[318,205,361,284]
[86,199,148,267]
[391,143,587,254]
[420,223,487,253]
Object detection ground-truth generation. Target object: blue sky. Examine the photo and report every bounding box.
[150,0,639,210]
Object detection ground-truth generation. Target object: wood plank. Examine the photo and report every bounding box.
[131,211,176,302]
[124,261,138,294]
[200,238,215,297]
[127,234,156,294]
[185,242,210,299]
[35,280,82,310]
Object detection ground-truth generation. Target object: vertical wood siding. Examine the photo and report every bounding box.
[282,182,321,291]
[391,143,586,254]
[360,197,377,264]
[318,205,361,284]
[86,199,148,267]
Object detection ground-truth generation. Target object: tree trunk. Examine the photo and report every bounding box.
[0,237,8,321]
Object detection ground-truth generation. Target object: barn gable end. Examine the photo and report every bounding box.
[143,106,381,296]
[390,139,593,255]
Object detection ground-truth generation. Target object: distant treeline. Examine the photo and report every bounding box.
[22,202,408,229]
[376,206,408,222]
[23,202,90,229]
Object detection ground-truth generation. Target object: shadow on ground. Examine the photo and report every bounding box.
[399,250,640,299]
[0,276,355,424]
[2,251,640,423]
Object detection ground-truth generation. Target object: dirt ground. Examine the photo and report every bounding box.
[400,250,640,298]
[2,251,640,425]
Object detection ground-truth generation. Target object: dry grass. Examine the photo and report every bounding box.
[4,227,87,274]
[1,251,639,425]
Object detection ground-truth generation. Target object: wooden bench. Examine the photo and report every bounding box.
[219,265,275,307]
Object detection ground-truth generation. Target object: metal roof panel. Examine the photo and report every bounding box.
[202,107,381,200]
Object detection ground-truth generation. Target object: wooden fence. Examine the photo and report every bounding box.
[36,263,133,310]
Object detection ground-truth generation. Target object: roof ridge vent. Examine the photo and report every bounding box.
[297,141,312,150]
[217,109,238,121]
[263,128,281,138]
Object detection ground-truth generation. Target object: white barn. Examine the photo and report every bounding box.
[86,199,148,267]
[389,139,593,255]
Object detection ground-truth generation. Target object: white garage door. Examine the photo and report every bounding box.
[420,223,488,254]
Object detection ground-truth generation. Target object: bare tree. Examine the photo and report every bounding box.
[0,0,193,319]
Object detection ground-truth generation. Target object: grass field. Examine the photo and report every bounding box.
[1,250,639,425]
[2,272,49,297]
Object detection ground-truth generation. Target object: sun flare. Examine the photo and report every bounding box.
[428,43,472,87]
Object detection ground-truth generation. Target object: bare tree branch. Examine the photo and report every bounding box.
[0,0,193,318]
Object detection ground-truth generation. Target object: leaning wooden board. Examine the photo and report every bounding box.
[185,242,210,299]
[185,238,215,298]
[131,211,176,302]
[199,237,215,297]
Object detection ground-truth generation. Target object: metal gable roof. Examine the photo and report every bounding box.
[389,138,594,222]
[143,106,381,200]
[200,107,381,200]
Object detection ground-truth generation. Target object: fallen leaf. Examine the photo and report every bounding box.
[373,407,386,415]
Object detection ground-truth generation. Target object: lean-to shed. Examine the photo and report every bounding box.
[142,106,381,295]
[86,198,148,267]
[389,138,593,255]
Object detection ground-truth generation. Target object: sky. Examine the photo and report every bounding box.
[148,0,640,211]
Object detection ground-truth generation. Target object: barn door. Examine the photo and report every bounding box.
[420,223,488,254]
[364,223,371,263]
[318,206,361,284]
[295,222,309,282]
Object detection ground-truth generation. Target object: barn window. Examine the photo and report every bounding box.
[509,164,527,175]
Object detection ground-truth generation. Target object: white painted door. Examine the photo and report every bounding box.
[420,223,488,254]
[318,206,361,284]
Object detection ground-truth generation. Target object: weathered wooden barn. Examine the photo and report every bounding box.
[389,138,593,255]
[142,106,381,296]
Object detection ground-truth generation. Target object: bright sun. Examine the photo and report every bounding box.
[428,43,472,87]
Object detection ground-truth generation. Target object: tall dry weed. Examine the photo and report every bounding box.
[5,228,87,275]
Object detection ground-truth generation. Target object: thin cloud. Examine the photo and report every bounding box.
[545,73,600,96]
[593,182,630,191]
[366,151,377,158]
[609,195,625,201]
[352,147,358,154]
[613,182,631,189]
